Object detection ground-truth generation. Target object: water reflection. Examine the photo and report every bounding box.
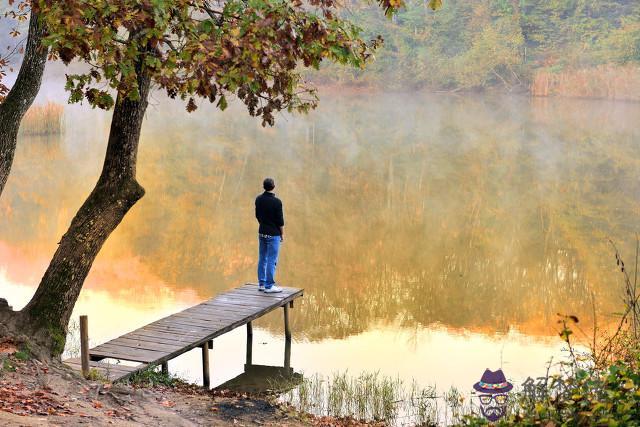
[215,364,303,394]
[1,92,639,387]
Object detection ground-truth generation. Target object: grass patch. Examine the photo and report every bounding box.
[127,364,180,387]
[86,368,108,382]
[19,102,64,136]
[13,342,32,362]
[2,358,15,372]
[13,350,29,361]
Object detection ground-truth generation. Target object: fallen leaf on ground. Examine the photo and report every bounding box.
[0,342,18,355]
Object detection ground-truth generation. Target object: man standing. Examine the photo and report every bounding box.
[255,178,284,293]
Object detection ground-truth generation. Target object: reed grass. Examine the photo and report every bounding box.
[19,102,64,136]
[282,371,444,426]
[531,64,640,101]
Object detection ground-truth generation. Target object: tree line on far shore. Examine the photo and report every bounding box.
[313,0,640,93]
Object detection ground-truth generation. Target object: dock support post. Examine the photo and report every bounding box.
[80,315,89,378]
[284,336,291,370]
[201,343,210,388]
[161,362,168,375]
[246,322,253,365]
[283,304,292,341]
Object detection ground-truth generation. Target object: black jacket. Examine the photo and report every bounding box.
[255,192,284,236]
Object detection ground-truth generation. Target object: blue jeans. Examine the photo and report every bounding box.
[258,235,281,288]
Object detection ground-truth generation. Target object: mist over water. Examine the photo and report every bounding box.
[2,89,639,391]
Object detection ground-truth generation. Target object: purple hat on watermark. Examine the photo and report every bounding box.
[473,369,513,394]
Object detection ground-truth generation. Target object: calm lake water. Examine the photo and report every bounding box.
[1,90,639,399]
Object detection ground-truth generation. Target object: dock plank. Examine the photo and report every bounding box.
[202,300,269,310]
[91,344,167,360]
[64,358,146,381]
[141,326,209,337]
[126,330,202,343]
[100,338,183,353]
[152,317,228,329]
[190,304,263,315]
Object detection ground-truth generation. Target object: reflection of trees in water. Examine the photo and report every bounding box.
[1,134,73,243]
[3,94,639,340]
[281,249,594,341]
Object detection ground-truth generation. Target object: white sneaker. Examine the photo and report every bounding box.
[264,285,283,293]
[258,284,265,292]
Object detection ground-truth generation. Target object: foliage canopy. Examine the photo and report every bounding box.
[33,0,394,125]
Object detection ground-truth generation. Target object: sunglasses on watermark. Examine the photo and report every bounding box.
[472,368,513,422]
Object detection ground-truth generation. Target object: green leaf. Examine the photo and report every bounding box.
[217,95,228,111]
[200,20,214,34]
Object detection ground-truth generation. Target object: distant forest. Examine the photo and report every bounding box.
[1,1,639,95]
[311,0,640,93]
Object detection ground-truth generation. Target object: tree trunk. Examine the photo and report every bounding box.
[19,66,152,356]
[0,10,48,197]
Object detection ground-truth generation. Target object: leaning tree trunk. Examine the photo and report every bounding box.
[0,10,48,198]
[19,67,151,356]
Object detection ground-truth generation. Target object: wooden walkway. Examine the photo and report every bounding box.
[63,284,303,385]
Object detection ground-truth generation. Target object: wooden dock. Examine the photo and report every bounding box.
[63,284,303,386]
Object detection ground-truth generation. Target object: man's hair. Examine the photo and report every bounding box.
[263,178,275,191]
